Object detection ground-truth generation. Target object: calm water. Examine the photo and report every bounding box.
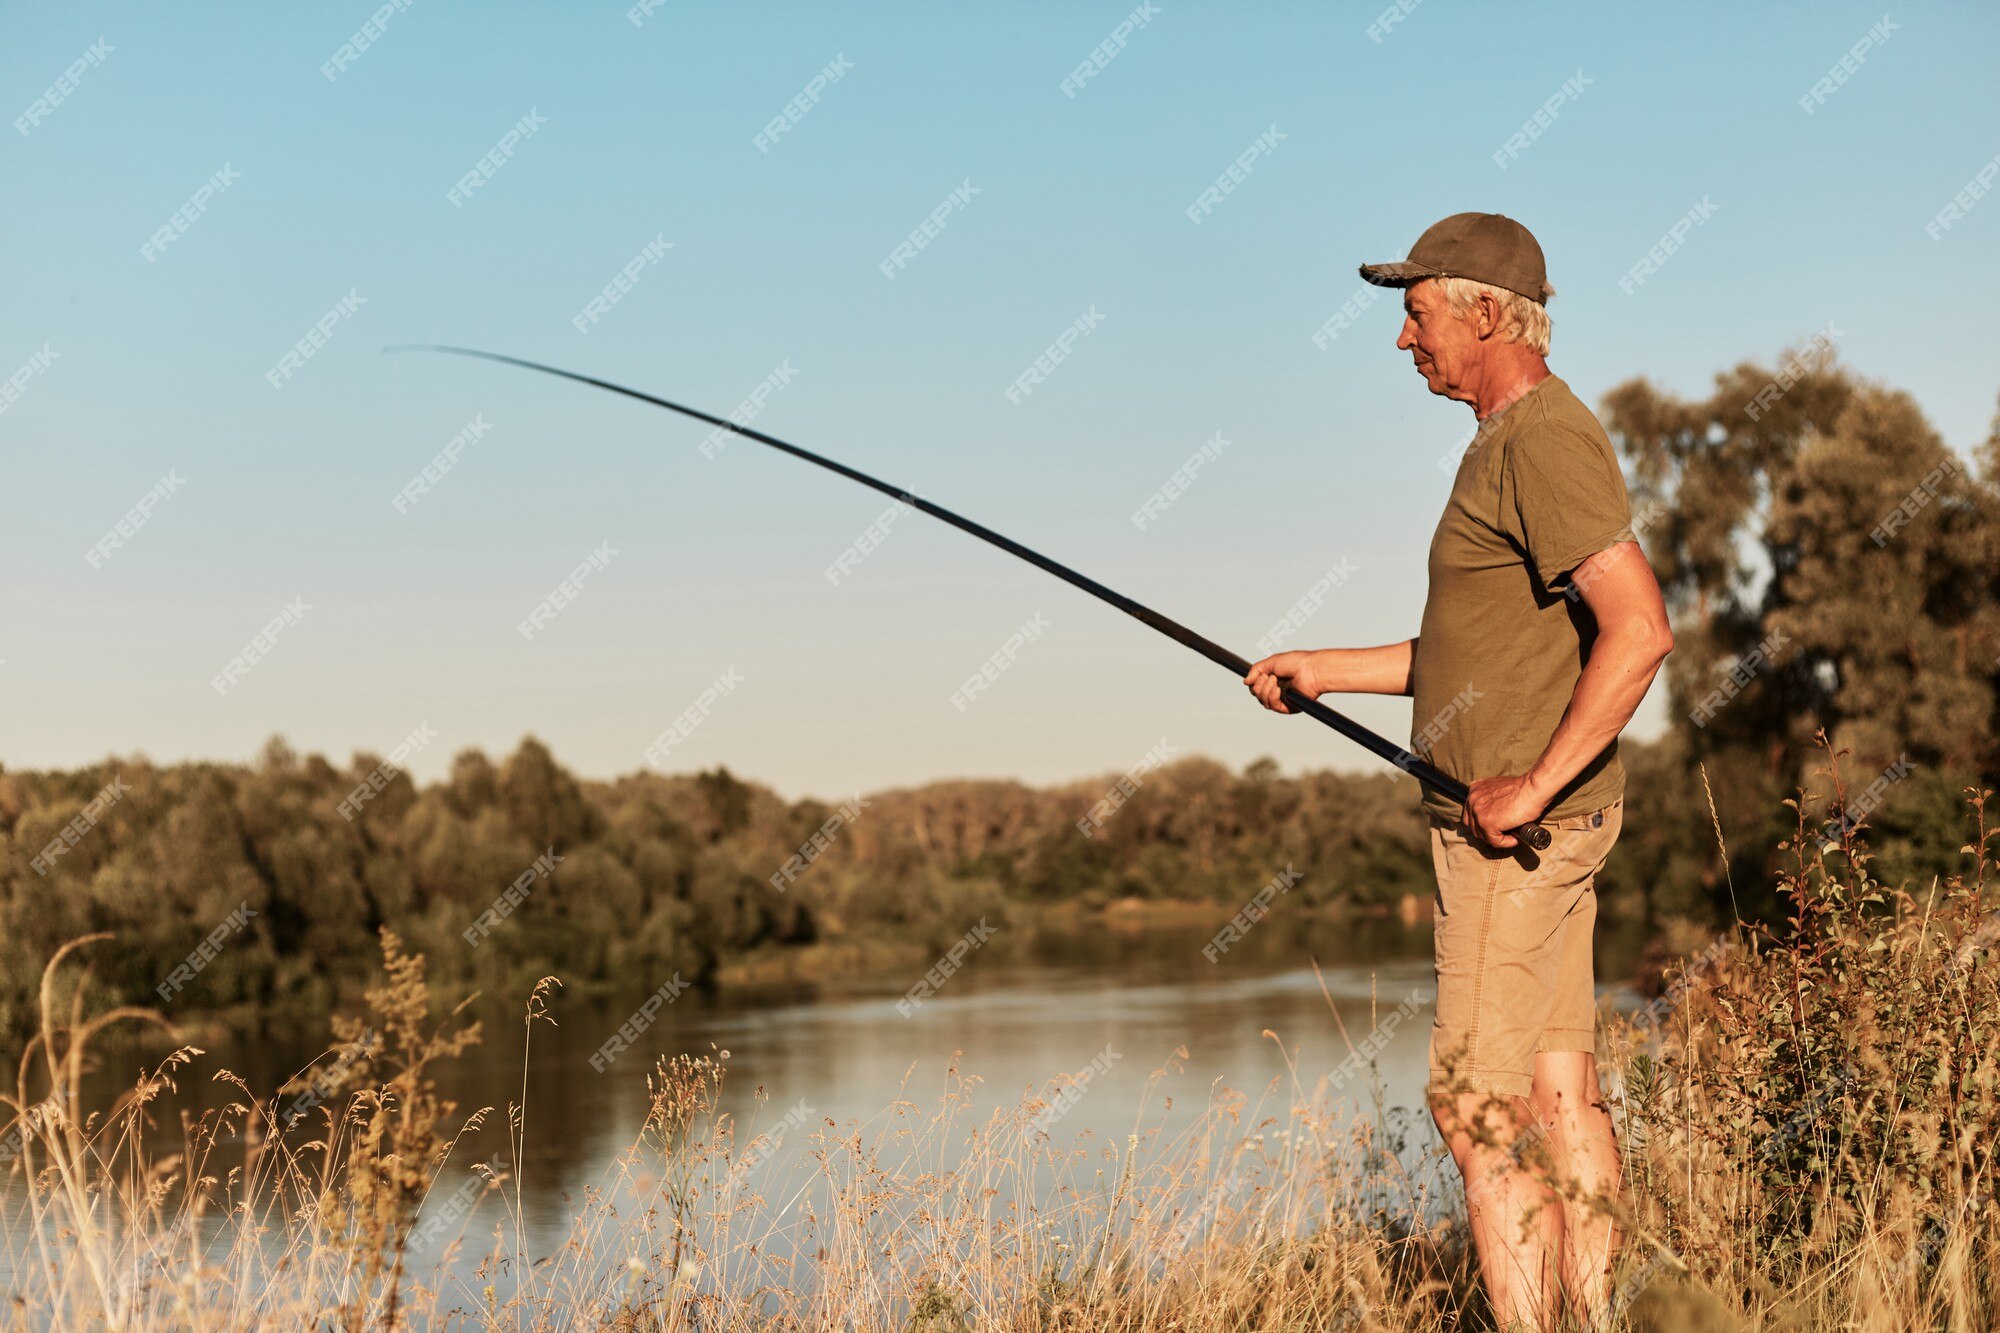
[47,910,1643,1307]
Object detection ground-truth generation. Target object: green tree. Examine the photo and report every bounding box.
[1604,351,2000,919]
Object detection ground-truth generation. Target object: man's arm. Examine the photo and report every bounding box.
[1463,541,1673,847]
[1244,639,1416,712]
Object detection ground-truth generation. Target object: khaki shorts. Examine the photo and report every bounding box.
[1426,800,1622,1100]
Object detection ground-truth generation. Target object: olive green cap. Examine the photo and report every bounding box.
[1359,212,1553,304]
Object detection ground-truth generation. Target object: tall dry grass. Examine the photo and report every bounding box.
[1600,747,2000,1331]
[0,743,1994,1331]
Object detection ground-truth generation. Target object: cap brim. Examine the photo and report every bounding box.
[1358,260,1441,288]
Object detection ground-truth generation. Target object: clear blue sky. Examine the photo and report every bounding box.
[4,2,1996,800]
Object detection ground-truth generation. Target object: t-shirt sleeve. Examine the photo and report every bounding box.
[1499,418,1634,588]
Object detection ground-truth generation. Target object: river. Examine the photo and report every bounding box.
[39,909,1644,1316]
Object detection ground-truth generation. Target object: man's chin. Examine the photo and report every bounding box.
[1415,369,1475,403]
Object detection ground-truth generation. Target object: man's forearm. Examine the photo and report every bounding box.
[1306,640,1416,696]
[1524,624,1668,801]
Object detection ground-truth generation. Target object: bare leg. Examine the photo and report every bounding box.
[1530,1051,1624,1326]
[1432,1088,1564,1330]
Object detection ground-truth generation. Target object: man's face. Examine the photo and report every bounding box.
[1396,280,1478,404]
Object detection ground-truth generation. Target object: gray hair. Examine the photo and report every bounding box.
[1431,276,1553,356]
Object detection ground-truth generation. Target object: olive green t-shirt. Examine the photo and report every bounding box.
[1410,373,1633,824]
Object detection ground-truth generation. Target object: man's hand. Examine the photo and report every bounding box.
[1463,773,1552,850]
[1244,651,1334,713]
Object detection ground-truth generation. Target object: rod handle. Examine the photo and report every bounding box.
[1512,822,1553,851]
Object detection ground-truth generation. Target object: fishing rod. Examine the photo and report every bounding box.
[386,344,1551,851]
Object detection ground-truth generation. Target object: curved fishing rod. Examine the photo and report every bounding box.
[386,343,1551,852]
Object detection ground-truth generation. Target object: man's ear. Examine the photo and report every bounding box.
[1474,290,1505,341]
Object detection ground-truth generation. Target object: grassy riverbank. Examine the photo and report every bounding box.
[4,752,1995,1330]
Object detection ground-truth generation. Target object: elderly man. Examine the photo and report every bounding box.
[1243,212,1673,1330]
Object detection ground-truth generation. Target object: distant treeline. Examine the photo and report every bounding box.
[0,730,1962,1040]
[0,736,1454,1036]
